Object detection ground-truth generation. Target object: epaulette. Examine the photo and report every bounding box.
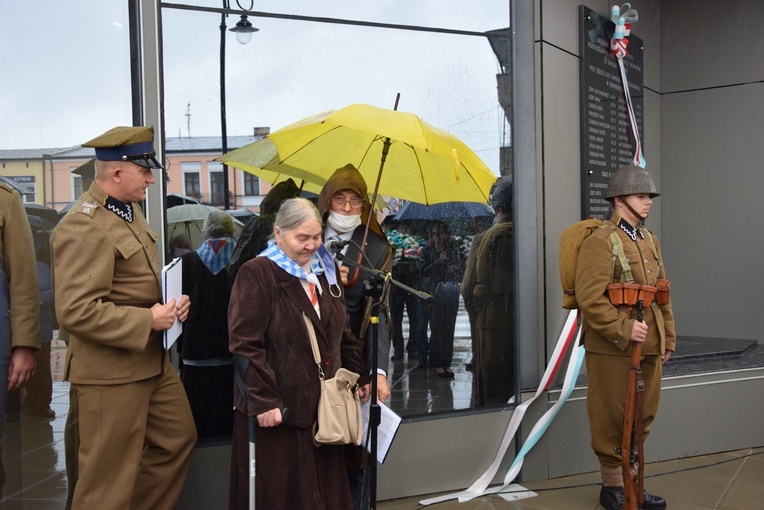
[75,200,99,218]
[0,182,12,194]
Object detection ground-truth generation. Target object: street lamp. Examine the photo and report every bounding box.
[220,1,258,210]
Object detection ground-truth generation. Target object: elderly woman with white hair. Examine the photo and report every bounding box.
[228,197,370,509]
[178,209,237,441]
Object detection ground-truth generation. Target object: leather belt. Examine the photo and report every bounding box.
[110,301,157,308]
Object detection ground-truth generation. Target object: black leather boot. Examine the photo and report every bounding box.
[599,486,623,510]
[599,486,667,510]
[641,490,667,509]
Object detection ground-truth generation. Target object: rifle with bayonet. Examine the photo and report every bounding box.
[621,298,645,510]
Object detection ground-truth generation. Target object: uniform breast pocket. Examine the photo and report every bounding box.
[113,237,148,280]
[115,238,141,260]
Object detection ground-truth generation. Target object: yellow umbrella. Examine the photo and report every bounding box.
[218,103,498,205]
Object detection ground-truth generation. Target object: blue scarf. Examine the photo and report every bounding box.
[259,241,329,295]
[197,238,236,275]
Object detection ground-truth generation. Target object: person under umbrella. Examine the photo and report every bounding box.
[316,164,393,510]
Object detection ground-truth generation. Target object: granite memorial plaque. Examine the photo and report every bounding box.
[579,5,644,219]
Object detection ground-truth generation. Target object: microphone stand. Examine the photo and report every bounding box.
[334,248,432,509]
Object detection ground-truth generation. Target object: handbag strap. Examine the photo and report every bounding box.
[302,313,325,379]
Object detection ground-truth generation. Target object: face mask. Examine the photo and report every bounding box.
[327,211,362,233]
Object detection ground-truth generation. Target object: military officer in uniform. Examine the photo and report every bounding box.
[575,165,675,510]
[0,182,40,496]
[53,126,196,510]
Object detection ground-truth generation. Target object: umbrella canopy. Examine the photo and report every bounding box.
[228,208,257,223]
[393,201,494,222]
[166,204,244,251]
[218,103,498,205]
[24,202,61,227]
[167,193,201,207]
[390,200,494,238]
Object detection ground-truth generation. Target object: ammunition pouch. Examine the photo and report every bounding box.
[606,283,659,307]
[655,279,671,305]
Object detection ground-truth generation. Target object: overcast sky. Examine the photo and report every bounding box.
[1,0,509,173]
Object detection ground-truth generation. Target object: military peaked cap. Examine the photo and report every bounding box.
[82,126,162,169]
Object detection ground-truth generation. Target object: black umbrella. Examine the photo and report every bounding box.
[167,193,201,207]
[391,200,494,237]
[393,201,493,222]
[24,203,61,227]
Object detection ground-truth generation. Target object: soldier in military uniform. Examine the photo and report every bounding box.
[473,179,514,405]
[53,126,196,510]
[575,165,675,510]
[0,182,40,495]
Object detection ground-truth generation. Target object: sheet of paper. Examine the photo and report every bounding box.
[361,399,402,464]
[162,257,183,350]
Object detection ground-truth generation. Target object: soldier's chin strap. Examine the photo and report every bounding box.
[619,196,646,222]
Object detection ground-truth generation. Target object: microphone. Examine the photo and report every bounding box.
[325,236,351,252]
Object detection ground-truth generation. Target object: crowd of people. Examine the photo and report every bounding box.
[3,123,513,508]
[1,122,673,510]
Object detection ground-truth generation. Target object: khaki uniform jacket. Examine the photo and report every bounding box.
[575,215,676,356]
[460,230,485,317]
[0,183,40,351]
[53,182,164,384]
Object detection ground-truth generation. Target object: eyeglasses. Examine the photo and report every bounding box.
[331,195,363,207]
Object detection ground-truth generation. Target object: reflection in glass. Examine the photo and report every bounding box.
[160,2,511,421]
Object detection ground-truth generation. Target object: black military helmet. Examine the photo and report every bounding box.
[604,165,660,200]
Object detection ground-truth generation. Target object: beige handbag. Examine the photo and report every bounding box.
[303,313,363,446]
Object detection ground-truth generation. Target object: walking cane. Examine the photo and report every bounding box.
[233,355,288,509]
[621,299,645,510]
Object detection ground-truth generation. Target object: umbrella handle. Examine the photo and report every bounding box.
[347,93,399,289]
[344,250,365,288]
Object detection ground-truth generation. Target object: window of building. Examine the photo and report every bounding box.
[243,173,259,196]
[207,161,224,205]
[72,173,82,199]
[182,162,202,201]
[8,175,36,203]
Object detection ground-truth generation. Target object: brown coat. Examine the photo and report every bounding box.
[228,256,368,428]
[575,215,676,356]
[0,183,40,351]
[228,256,368,509]
[53,182,163,384]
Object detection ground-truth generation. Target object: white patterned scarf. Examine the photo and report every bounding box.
[197,238,236,275]
[259,241,325,295]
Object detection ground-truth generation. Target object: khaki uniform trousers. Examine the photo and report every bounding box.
[586,351,662,469]
[71,358,196,510]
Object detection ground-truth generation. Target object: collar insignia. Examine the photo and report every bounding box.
[618,218,642,241]
[105,196,133,223]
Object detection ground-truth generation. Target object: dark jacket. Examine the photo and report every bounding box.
[180,251,231,361]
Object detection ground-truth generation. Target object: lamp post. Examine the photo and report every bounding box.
[220,0,258,210]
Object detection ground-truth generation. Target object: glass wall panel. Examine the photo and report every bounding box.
[162,1,513,422]
[0,2,132,505]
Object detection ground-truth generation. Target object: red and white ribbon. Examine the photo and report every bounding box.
[610,3,646,168]
[420,310,585,506]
